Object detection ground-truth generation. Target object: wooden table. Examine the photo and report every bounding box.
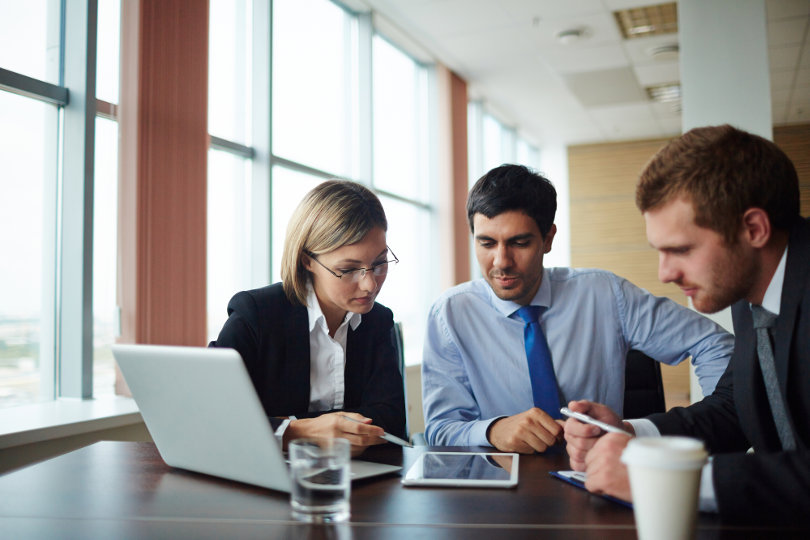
[0,441,800,538]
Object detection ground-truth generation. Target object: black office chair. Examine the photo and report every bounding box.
[622,350,666,418]
[392,321,410,439]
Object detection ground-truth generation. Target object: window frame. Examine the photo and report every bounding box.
[206,0,439,366]
[0,0,98,404]
[59,0,98,399]
[0,0,131,406]
[207,0,439,279]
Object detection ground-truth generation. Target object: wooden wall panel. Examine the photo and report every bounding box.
[450,71,470,285]
[435,67,470,291]
[568,137,674,299]
[660,362,690,410]
[134,0,209,346]
[569,136,691,407]
[774,124,810,217]
[116,0,140,394]
[570,199,649,250]
[568,138,668,200]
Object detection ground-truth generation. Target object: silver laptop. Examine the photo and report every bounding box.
[113,344,401,493]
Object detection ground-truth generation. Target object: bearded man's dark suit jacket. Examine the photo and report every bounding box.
[210,283,406,438]
[648,218,810,524]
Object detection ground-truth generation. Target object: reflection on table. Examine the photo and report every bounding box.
[0,441,797,539]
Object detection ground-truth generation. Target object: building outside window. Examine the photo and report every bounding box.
[0,0,120,409]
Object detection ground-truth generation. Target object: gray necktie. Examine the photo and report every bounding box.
[751,305,796,451]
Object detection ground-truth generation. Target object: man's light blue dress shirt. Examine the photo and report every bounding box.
[422,267,734,446]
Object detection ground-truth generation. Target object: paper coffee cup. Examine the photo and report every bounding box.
[621,437,708,540]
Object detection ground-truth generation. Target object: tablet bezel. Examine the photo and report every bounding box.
[401,451,519,488]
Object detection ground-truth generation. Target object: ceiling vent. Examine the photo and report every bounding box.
[556,27,589,45]
[614,2,678,40]
[648,44,680,61]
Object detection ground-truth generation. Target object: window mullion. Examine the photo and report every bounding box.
[356,11,372,185]
[468,101,484,184]
[252,0,271,286]
[0,67,69,106]
[209,136,255,159]
[503,126,517,164]
[58,0,97,398]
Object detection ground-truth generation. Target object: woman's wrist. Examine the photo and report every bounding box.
[280,417,302,448]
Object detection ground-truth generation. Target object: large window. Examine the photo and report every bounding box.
[92,115,120,398]
[371,35,435,366]
[207,150,254,337]
[0,1,60,408]
[372,35,430,202]
[208,0,251,145]
[272,0,359,179]
[271,0,436,366]
[0,92,58,407]
[0,0,121,409]
[467,101,547,274]
[468,101,542,183]
[206,0,257,339]
[269,166,323,281]
[0,0,60,84]
[2,0,442,416]
[93,0,122,398]
[206,0,439,365]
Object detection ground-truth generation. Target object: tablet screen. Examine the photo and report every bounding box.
[402,452,519,488]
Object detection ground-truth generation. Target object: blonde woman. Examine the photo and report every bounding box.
[211,180,405,455]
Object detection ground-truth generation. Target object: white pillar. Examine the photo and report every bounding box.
[680,0,772,137]
[678,0,771,402]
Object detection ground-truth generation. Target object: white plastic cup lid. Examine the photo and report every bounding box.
[621,436,708,470]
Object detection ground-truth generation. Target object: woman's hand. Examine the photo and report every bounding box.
[284,412,386,456]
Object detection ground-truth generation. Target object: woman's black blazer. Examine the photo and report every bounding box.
[210,283,406,438]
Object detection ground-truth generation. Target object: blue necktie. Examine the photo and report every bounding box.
[516,306,561,418]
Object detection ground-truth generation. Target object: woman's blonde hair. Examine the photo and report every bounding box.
[281,180,388,305]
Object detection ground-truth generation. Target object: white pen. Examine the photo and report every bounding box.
[560,407,633,437]
[339,414,414,448]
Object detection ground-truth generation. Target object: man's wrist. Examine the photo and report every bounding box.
[485,416,506,445]
[621,421,636,436]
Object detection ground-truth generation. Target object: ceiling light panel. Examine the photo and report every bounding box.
[614,2,678,39]
[645,82,681,103]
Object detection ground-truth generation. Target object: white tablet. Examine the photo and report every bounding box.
[401,452,519,488]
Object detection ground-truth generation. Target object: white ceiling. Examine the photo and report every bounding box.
[359,0,810,147]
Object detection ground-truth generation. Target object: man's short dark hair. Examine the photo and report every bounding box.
[467,164,557,237]
[636,125,800,243]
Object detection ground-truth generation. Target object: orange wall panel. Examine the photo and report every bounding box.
[135,0,209,346]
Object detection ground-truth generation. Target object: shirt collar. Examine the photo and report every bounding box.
[305,283,362,333]
[487,267,552,318]
[758,246,788,316]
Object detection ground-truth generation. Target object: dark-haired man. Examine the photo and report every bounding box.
[564,125,810,524]
[422,164,733,452]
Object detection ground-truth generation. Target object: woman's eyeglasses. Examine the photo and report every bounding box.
[306,247,399,284]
